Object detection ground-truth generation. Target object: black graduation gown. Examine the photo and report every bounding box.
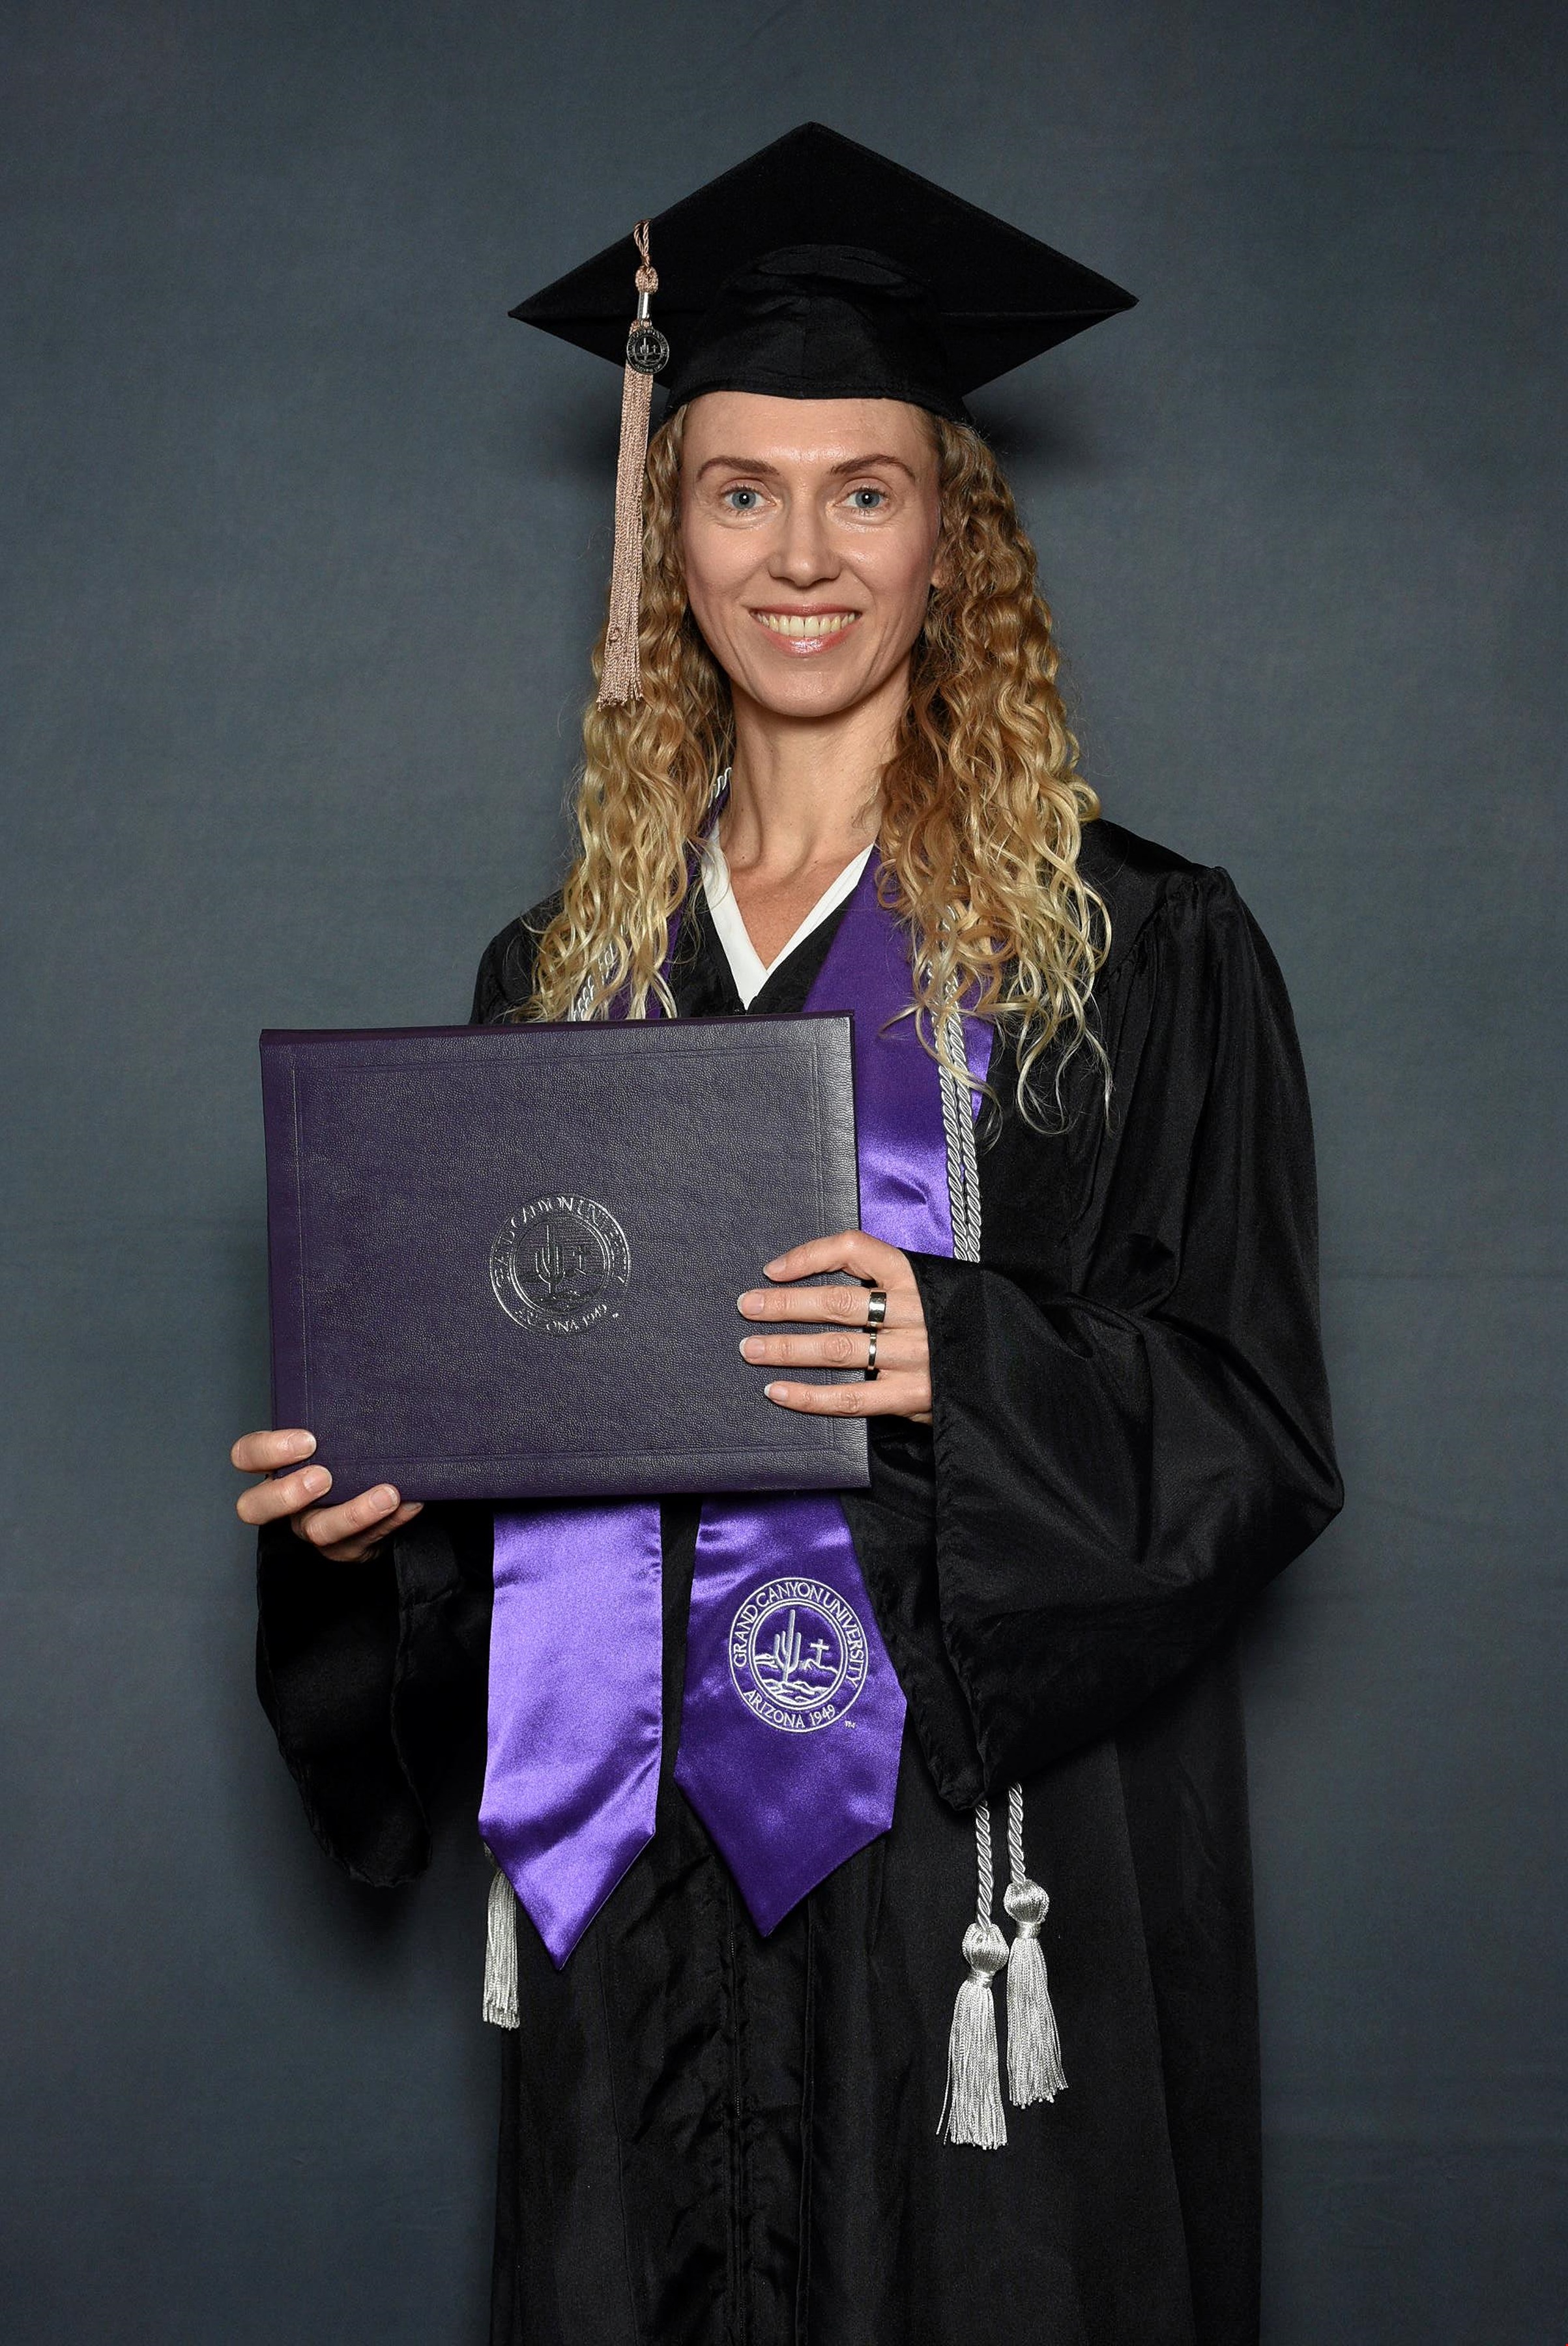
[255,818,1343,2346]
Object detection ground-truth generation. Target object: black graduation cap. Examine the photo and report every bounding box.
[512,121,1135,424]
[511,124,1135,704]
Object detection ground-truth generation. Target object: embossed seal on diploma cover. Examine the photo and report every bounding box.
[489,1195,631,1335]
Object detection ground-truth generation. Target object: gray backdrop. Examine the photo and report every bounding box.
[2,3,1561,2339]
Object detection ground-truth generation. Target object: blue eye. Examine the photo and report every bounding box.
[848,487,886,512]
[723,487,762,512]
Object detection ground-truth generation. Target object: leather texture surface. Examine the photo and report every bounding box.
[261,1015,867,1501]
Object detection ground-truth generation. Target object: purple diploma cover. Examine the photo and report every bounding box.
[259,1016,868,1503]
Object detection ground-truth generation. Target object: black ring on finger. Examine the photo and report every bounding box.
[865,1288,888,1328]
[865,1328,880,1380]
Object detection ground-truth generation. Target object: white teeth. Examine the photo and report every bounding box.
[753,611,859,639]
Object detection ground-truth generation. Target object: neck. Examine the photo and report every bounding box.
[720,660,908,881]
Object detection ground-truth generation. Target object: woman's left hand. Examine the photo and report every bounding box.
[738,1230,931,1423]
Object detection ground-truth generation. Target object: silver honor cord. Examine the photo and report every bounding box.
[936,1006,1065,2143]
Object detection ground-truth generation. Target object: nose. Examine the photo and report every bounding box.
[768,493,841,590]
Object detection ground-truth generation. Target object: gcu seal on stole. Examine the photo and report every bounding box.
[730,1576,869,1733]
[489,1195,631,1334]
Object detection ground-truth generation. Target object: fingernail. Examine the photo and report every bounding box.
[283,1431,317,1458]
[374,1486,398,1507]
[763,1258,785,1277]
[740,1337,764,1360]
[301,1466,330,1496]
[737,1292,764,1316]
[764,1382,785,1400]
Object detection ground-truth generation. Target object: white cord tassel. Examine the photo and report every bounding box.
[482,1853,519,2030]
[940,1802,1008,2149]
[1003,1782,1066,2106]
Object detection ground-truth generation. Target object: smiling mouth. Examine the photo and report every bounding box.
[750,609,862,645]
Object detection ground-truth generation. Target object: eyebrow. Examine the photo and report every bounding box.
[694,452,920,482]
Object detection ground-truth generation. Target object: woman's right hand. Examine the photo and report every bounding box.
[230,1428,422,1562]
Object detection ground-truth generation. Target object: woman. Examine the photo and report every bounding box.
[233,129,1341,2346]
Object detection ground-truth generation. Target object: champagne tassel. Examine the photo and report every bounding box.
[940,1802,1008,2149]
[1003,1782,1066,2106]
[482,1852,519,2030]
[598,220,668,708]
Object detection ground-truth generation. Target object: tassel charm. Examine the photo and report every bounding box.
[482,1852,519,2030]
[1003,1783,1066,2106]
[598,220,668,708]
[940,1803,1009,2148]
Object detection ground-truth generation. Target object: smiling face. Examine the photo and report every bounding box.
[677,392,944,723]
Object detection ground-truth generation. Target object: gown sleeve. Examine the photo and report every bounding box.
[906,865,1343,1790]
[255,1503,493,1884]
[252,921,536,1883]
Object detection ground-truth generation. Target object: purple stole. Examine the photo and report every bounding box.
[480,856,986,1965]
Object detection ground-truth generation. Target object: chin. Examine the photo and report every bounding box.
[744,672,871,719]
[718,637,890,720]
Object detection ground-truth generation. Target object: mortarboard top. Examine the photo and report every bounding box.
[511,122,1136,422]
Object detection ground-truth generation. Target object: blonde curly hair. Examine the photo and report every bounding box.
[527,405,1109,1117]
